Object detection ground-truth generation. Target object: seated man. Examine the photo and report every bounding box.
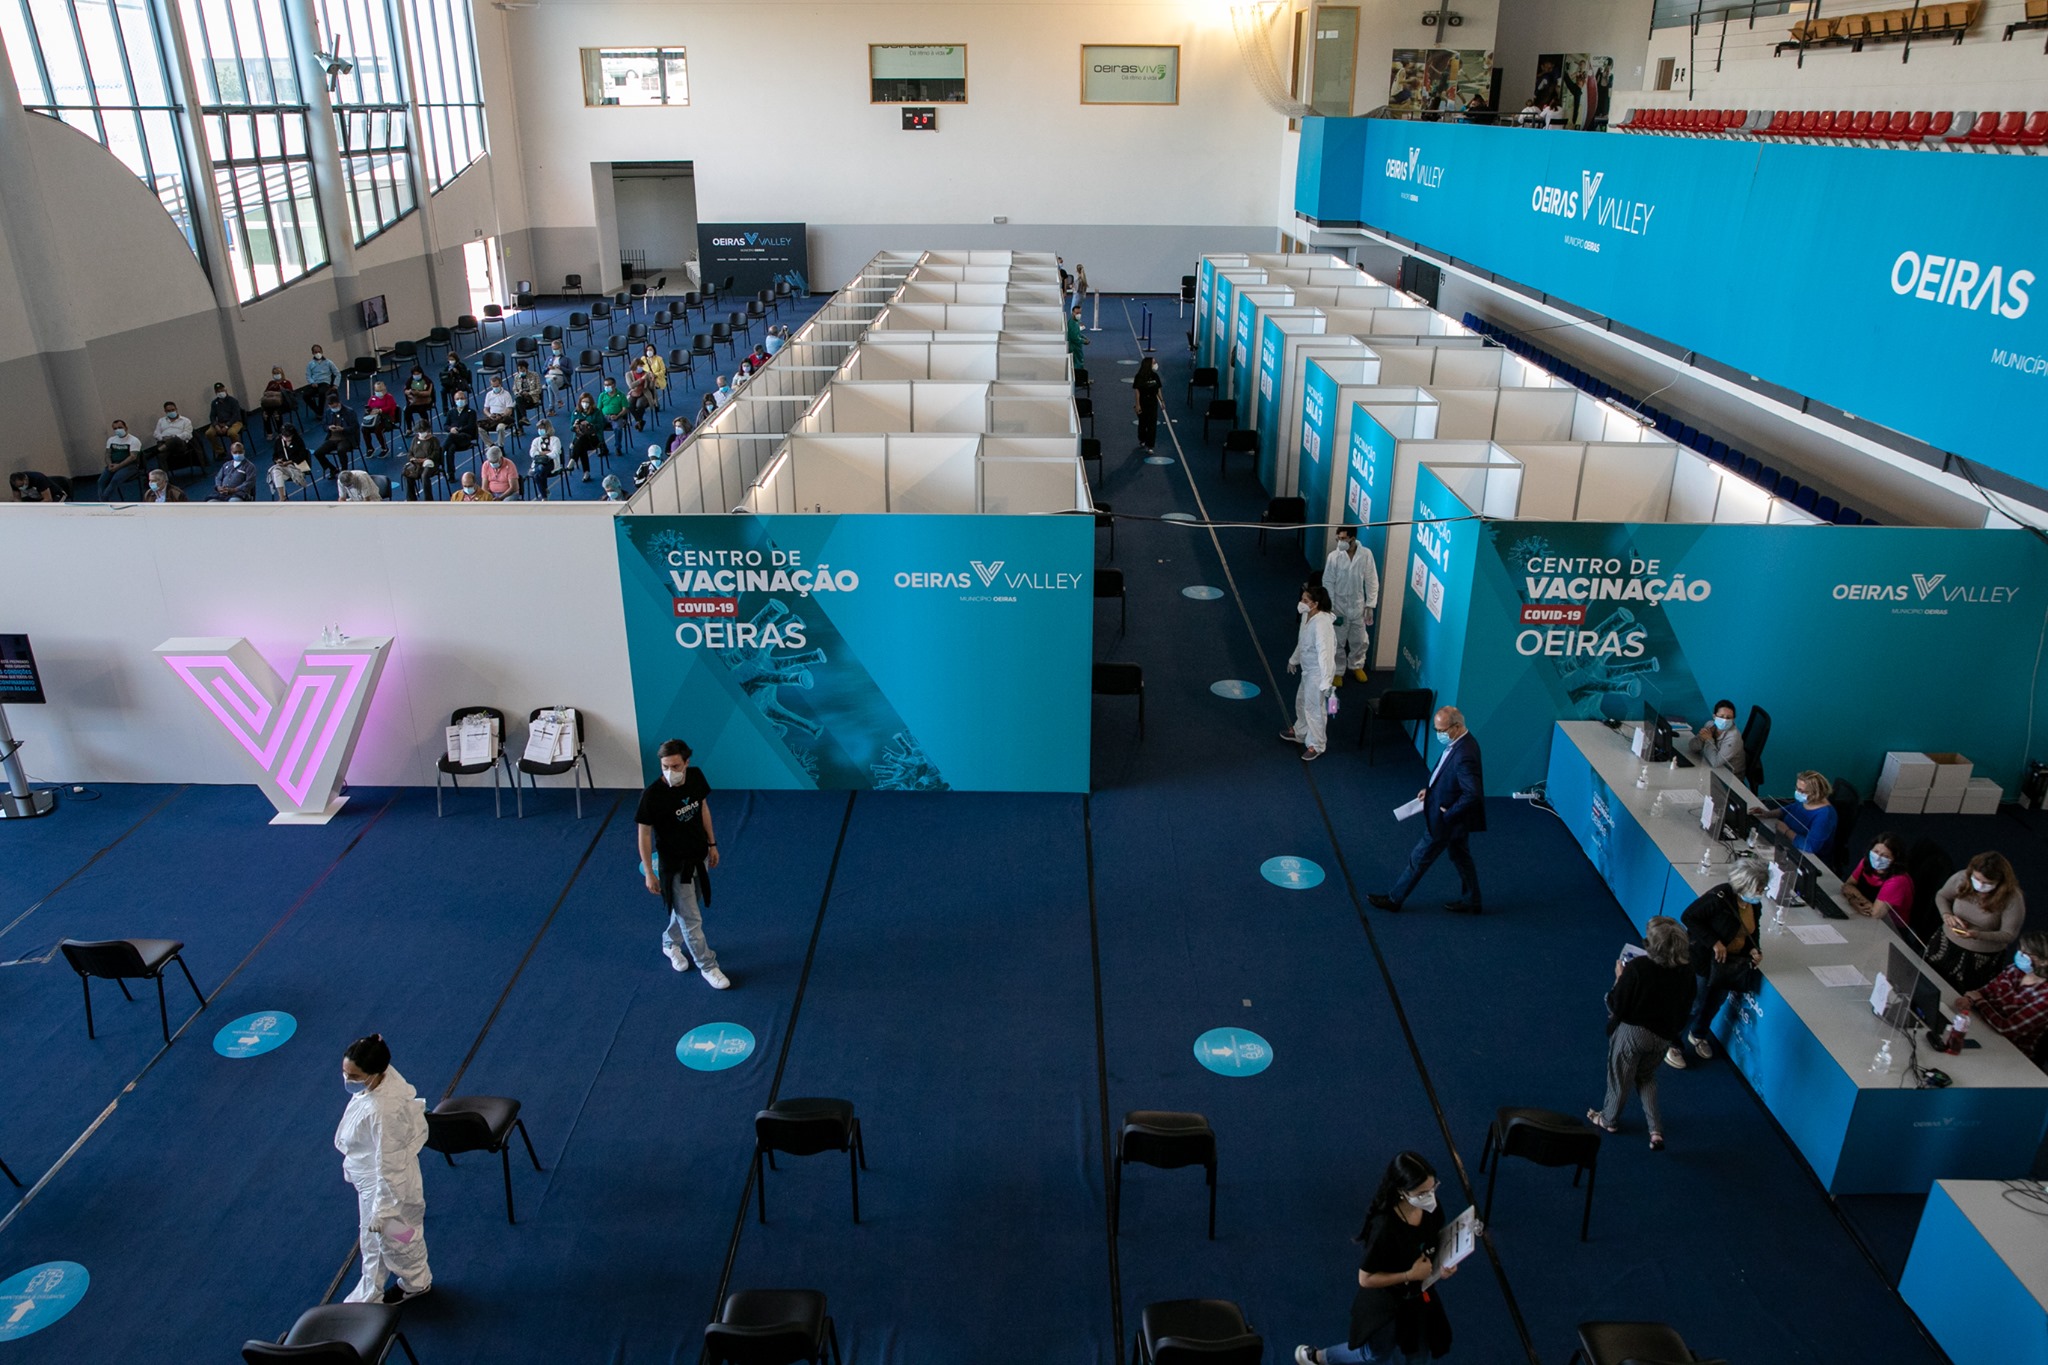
[336,469,384,501]
[154,400,198,471]
[205,381,247,459]
[313,397,360,478]
[478,445,520,500]
[142,468,187,503]
[99,419,145,500]
[449,470,491,502]
[10,470,69,502]
[482,376,518,432]
[212,442,258,500]
[444,390,480,463]
[1957,930,2048,1061]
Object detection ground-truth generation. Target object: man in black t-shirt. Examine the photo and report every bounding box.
[634,738,730,989]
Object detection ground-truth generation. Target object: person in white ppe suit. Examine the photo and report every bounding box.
[1323,526,1380,684]
[336,1034,432,1303]
[1283,583,1340,761]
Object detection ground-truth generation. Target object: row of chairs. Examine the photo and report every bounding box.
[1461,315,1876,526]
[1615,104,2048,151]
[1783,0,1981,49]
[434,705,597,819]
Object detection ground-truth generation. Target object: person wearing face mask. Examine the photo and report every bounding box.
[1131,355,1163,451]
[1685,698,1746,779]
[211,442,257,501]
[403,366,436,426]
[154,400,197,471]
[597,376,631,454]
[1671,857,1769,1067]
[205,382,247,459]
[1756,769,1837,859]
[634,442,665,489]
[401,420,442,502]
[1928,851,2027,992]
[448,470,489,503]
[142,468,186,503]
[527,421,564,499]
[274,425,314,482]
[98,419,145,500]
[268,445,314,500]
[1323,526,1381,685]
[304,345,340,416]
[569,394,609,482]
[363,381,400,457]
[259,365,296,439]
[1839,832,1915,936]
[641,344,668,408]
[1589,916,1692,1150]
[1955,929,2048,1061]
[444,390,480,466]
[1294,1150,1457,1365]
[440,353,473,414]
[512,357,543,426]
[764,325,786,357]
[601,473,628,502]
[1283,584,1339,761]
[542,341,570,412]
[479,445,520,500]
[1370,707,1487,915]
[698,391,720,423]
[313,398,359,480]
[712,375,734,409]
[335,1034,432,1304]
[482,376,517,433]
[666,413,693,459]
[635,738,731,990]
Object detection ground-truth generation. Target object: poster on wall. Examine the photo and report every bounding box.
[696,223,810,300]
[1532,53,1613,129]
[870,44,967,102]
[1387,48,1495,115]
[1080,45,1179,104]
[0,634,45,704]
[615,513,1092,792]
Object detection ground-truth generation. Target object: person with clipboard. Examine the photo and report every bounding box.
[1295,1151,1474,1364]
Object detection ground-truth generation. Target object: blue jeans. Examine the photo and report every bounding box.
[1318,1326,1426,1365]
[662,870,719,972]
[1386,827,1480,907]
[97,464,142,501]
[1687,960,1752,1043]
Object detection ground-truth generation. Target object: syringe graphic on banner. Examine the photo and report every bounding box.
[720,600,827,739]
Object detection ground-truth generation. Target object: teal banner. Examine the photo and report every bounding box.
[1394,474,2048,793]
[616,514,1092,791]
[1342,400,1398,582]
[1394,464,1482,759]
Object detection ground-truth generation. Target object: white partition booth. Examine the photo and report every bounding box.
[739,433,1087,516]
[837,338,1070,383]
[799,380,1076,437]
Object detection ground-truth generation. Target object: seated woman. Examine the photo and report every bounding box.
[1956,930,2048,1062]
[1928,852,2027,993]
[1839,832,1915,936]
[1685,698,1746,779]
[1672,858,1769,1068]
[1759,770,1837,858]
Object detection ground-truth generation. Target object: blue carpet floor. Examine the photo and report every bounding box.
[0,294,2017,1363]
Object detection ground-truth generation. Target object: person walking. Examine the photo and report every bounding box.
[1071,262,1090,316]
[636,738,730,989]
[1589,916,1692,1150]
[1671,858,1768,1067]
[1283,584,1339,761]
[1370,707,1485,914]
[1294,1150,1457,1365]
[1322,527,1380,685]
[335,1034,432,1304]
[1132,356,1163,450]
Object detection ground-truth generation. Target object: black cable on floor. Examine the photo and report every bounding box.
[1082,795,1125,1355]
[1138,301,1544,1365]
[705,791,858,1344]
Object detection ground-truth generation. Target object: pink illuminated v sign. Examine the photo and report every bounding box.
[155,636,394,821]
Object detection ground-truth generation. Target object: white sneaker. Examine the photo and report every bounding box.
[701,966,731,990]
[1294,1348,1319,1365]
[663,942,689,972]
[1664,1046,1688,1070]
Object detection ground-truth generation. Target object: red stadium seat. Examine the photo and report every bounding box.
[1814,111,1839,136]
[2016,111,2048,147]
[1898,111,1931,140]
[1950,111,1997,145]
[1796,110,1823,137]
[1976,110,2023,145]
[1762,109,1795,137]
[1726,108,1749,131]
[1861,110,1892,139]
[1846,110,1874,137]
[1882,111,1915,139]
[1923,110,1954,142]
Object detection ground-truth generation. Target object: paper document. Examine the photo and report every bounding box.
[1394,797,1425,822]
[1618,944,1647,964]
[1422,1207,1478,1289]
[1789,924,1848,946]
[1810,965,1870,988]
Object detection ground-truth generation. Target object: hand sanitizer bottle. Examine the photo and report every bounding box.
[1869,1039,1893,1074]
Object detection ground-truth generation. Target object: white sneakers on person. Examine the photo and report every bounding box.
[701,966,731,990]
[1293,1347,1320,1365]
[1664,1046,1688,1069]
[663,942,689,972]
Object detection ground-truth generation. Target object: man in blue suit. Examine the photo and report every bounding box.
[1370,705,1486,914]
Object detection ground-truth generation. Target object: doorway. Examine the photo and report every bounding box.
[610,161,697,284]
[462,237,500,318]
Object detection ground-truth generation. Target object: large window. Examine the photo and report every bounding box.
[316,0,413,244]
[1,0,203,259]
[581,46,688,106]
[181,0,328,300]
[405,0,484,190]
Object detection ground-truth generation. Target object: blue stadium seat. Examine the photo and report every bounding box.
[1678,425,1699,447]
[1707,441,1729,464]
[1739,457,1763,481]
[1757,465,1781,488]
[1835,506,1863,525]
[1814,495,1840,521]
[1690,432,1713,454]
[1793,486,1818,512]
[1776,475,1800,499]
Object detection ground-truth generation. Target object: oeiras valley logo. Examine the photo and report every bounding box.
[1530,169,1656,236]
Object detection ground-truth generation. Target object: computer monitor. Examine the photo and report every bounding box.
[1701,770,1748,842]
[1880,943,1949,1033]
[1642,702,1673,761]
[1795,860,1848,920]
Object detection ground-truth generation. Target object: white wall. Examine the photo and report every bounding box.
[613,171,699,272]
[1493,0,1652,109]
[0,503,640,790]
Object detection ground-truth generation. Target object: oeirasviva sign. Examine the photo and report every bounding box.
[1081,45,1178,105]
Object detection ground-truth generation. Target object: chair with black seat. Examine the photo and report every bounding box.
[1358,687,1435,761]
[1187,366,1218,409]
[481,304,506,343]
[753,1097,867,1224]
[711,320,734,357]
[704,1289,842,1365]
[59,938,205,1044]
[1132,1299,1262,1365]
[515,288,537,313]
[516,707,596,818]
[425,1095,543,1224]
[1073,366,1091,397]
[1202,398,1236,441]
[1079,437,1103,484]
[1479,1106,1601,1242]
[512,335,538,364]
[571,349,605,394]
[1179,274,1197,314]
[1904,837,1956,945]
[242,1301,420,1365]
[1114,1111,1216,1239]
[1095,566,1127,637]
[563,272,585,297]
[1565,1320,1727,1365]
[774,280,794,310]
[746,298,768,332]
[603,335,631,380]
[624,321,650,351]
[1825,777,1860,873]
[727,308,750,341]
[1741,704,1771,790]
[692,333,718,369]
[435,705,513,817]
[590,301,614,333]
[1220,429,1257,478]
[629,281,649,315]
[417,327,452,368]
[683,289,704,321]
[1092,662,1144,738]
[1094,500,1115,558]
[649,309,677,349]
[669,347,695,384]
[1075,396,1094,437]
[564,311,592,346]
[539,323,563,347]
[451,314,481,356]
[1256,496,1306,555]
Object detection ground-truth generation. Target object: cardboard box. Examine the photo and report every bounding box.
[1925,752,1973,796]
[1879,751,1937,790]
[1878,785,1928,816]
[1961,778,2002,816]
[1922,785,1964,815]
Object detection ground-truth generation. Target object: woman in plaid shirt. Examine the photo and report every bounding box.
[1960,929,2048,1063]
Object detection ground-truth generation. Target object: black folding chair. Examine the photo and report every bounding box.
[1114,1111,1217,1239]
[516,707,596,818]
[1187,366,1218,409]
[704,1290,842,1365]
[1132,1299,1261,1365]
[1480,1106,1602,1242]
[1256,496,1307,556]
[1201,399,1236,441]
[435,705,513,817]
[241,1302,419,1365]
[1359,687,1435,760]
[1092,662,1144,738]
[1220,429,1257,477]
[59,938,205,1044]
[425,1095,543,1223]
[754,1098,867,1224]
[1095,567,1127,637]
[1567,1320,1727,1365]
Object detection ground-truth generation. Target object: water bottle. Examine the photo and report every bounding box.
[1635,763,1649,790]
[1868,1039,1893,1074]
[1941,1003,1971,1055]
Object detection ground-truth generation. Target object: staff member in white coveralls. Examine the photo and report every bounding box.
[1323,526,1380,685]
[336,1034,432,1303]
[1284,584,1340,762]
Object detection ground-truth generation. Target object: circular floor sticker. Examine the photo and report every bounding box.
[1143,455,1175,466]
[1117,359,1140,366]
[1210,680,1261,700]
[1182,586,1224,601]
[1162,512,1197,523]
[1193,1028,1274,1077]
[214,1011,298,1059]
[0,1263,89,1341]
[1261,856,1326,890]
[676,1022,756,1072]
